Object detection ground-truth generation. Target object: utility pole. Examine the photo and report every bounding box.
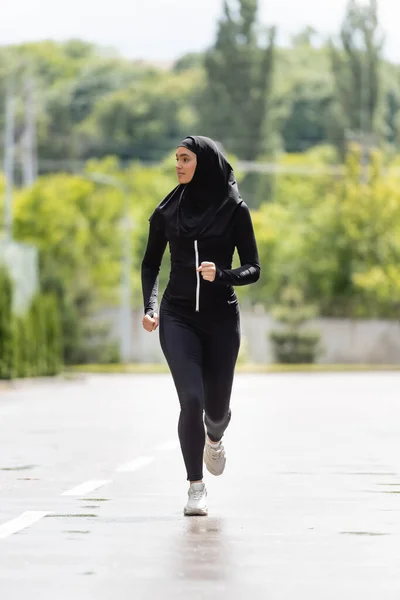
[3,72,15,242]
[22,75,38,187]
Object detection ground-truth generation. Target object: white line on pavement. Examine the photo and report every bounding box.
[61,480,112,496]
[116,456,154,473]
[155,440,180,452]
[0,511,51,540]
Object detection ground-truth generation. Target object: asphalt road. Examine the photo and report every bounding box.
[0,372,399,599]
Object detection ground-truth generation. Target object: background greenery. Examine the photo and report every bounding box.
[0,267,62,379]
[1,0,400,373]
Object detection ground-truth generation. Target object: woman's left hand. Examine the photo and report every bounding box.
[197,261,216,282]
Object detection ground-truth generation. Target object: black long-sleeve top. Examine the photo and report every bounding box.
[141,201,260,316]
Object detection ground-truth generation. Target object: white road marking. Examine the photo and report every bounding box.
[61,480,112,496]
[0,511,51,539]
[155,440,179,452]
[116,456,154,473]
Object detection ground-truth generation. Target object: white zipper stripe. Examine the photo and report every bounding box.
[194,239,200,312]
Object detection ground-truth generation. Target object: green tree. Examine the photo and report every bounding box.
[41,294,63,375]
[270,286,321,364]
[199,0,275,162]
[291,27,318,49]
[13,316,26,378]
[276,45,334,152]
[28,295,47,376]
[76,69,200,162]
[0,267,14,379]
[13,315,35,378]
[7,292,63,379]
[249,145,400,319]
[329,0,384,156]
[13,172,121,363]
[173,52,205,73]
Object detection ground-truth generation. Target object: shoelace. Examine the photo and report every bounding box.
[191,490,204,501]
[208,445,223,460]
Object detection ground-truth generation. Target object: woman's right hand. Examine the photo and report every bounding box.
[142,313,159,332]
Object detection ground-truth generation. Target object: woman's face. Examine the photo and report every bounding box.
[176,147,197,184]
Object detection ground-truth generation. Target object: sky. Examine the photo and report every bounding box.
[1,0,400,63]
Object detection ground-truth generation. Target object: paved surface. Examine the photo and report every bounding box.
[0,372,399,599]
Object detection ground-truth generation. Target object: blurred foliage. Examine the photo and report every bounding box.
[1,0,400,368]
[0,0,398,173]
[196,0,276,206]
[249,145,400,318]
[4,144,400,351]
[198,0,276,161]
[9,156,177,364]
[2,136,400,370]
[0,267,14,379]
[0,40,201,171]
[269,286,321,364]
[0,267,63,379]
[329,0,384,156]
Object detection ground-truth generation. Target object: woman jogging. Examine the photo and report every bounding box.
[141,136,260,516]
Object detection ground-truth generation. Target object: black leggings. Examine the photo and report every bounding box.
[159,298,241,481]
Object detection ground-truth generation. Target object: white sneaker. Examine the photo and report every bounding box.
[204,438,226,476]
[184,483,208,516]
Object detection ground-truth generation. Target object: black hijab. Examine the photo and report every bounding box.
[152,136,242,239]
